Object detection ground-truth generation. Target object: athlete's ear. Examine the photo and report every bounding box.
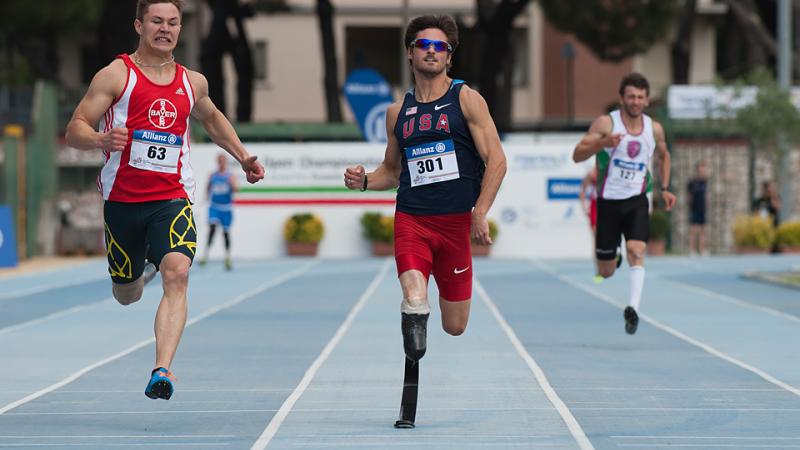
[134,19,143,36]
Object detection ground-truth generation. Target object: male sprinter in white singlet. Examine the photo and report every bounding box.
[573,73,676,335]
[66,0,264,400]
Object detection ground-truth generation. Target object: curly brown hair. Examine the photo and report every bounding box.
[404,15,459,51]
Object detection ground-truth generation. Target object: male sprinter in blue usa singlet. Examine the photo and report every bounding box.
[343,14,507,428]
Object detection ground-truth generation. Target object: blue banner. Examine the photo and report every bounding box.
[0,205,18,267]
[547,178,582,200]
[343,68,393,143]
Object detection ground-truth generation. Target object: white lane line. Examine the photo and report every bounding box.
[0,274,108,300]
[474,278,595,450]
[11,405,800,417]
[532,260,800,398]
[660,276,800,324]
[0,435,235,439]
[0,263,236,336]
[249,258,391,450]
[0,261,319,416]
[613,436,800,440]
[0,299,114,337]
[618,445,800,448]
[0,444,228,448]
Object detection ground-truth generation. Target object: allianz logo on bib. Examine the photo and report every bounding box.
[613,159,646,171]
[408,140,452,157]
[134,130,182,146]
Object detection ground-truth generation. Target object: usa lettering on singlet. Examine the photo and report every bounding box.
[97,53,196,203]
[394,80,485,215]
[597,110,655,200]
[209,172,233,211]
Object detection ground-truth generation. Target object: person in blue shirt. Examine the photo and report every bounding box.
[199,154,237,270]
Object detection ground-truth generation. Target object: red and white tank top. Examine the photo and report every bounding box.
[98,53,196,203]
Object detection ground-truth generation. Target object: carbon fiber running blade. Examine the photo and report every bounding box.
[394,357,419,428]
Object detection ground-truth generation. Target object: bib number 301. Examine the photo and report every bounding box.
[129,130,183,174]
[405,139,460,187]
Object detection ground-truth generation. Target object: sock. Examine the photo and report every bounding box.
[628,265,645,311]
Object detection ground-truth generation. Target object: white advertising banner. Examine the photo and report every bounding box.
[192,138,594,259]
[668,84,800,119]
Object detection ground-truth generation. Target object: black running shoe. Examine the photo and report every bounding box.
[616,248,623,268]
[624,306,639,335]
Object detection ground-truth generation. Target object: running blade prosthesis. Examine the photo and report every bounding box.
[394,357,419,428]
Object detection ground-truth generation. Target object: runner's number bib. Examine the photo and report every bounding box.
[129,130,182,174]
[604,158,647,199]
[405,139,460,187]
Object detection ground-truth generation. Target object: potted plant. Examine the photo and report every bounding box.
[775,221,800,253]
[471,219,499,257]
[284,213,324,256]
[732,214,775,253]
[648,209,670,255]
[360,212,394,256]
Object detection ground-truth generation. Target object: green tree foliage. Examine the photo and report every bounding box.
[0,0,103,82]
[731,68,800,155]
[538,0,679,62]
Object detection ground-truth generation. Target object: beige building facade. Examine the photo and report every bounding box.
[56,0,723,128]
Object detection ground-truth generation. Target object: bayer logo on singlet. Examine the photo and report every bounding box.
[435,143,446,152]
[364,102,392,143]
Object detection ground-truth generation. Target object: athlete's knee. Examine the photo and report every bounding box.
[627,247,645,264]
[443,322,466,336]
[112,283,143,306]
[159,258,190,288]
[598,264,615,278]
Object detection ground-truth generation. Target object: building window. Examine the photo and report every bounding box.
[253,40,268,82]
[345,26,402,86]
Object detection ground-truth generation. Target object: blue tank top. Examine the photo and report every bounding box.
[209,172,233,210]
[394,80,484,215]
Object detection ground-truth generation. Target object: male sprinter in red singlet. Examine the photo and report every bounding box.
[65,0,264,400]
[573,73,676,335]
[343,15,506,428]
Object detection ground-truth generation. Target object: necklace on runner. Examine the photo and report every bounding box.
[133,52,174,68]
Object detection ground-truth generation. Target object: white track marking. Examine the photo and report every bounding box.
[533,260,800,398]
[474,278,595,450]
[249,259,391,450]
[0,261,319,415]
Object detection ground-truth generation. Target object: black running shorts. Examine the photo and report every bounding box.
[104,199,197,284]
[595,193,649,260]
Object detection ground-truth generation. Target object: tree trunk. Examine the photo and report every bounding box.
[671,0,696,84]
[201,0,234,117]
[231,2,254,122]
[317,0,342,122]
[475,0,529,133]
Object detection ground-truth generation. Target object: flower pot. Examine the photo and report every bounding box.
[286,241,319,256]
[471,243,491,257]
[371,241,394,256]
[647,239,666,256]
[735,246,769,254]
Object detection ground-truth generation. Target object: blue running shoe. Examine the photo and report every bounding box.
[145,367,176,400]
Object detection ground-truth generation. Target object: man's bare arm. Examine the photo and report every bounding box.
[65,60,128,151]
[188,70,264,183]
[344,101,403,191]
[573,115,619,163]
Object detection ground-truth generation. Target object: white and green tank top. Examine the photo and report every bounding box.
[596,110,654,200]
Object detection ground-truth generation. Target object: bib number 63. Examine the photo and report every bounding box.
[147,146,167,160]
